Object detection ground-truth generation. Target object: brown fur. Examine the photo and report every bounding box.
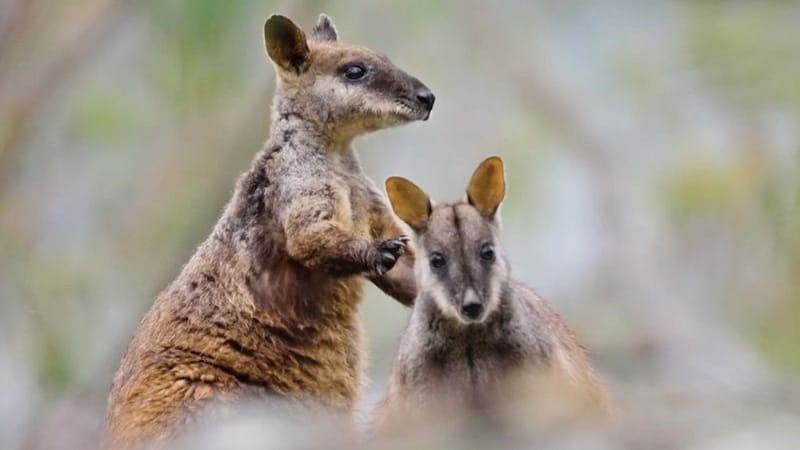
[373,157,611,434]
[105,14,432,449]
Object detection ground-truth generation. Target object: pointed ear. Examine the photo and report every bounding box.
[466,156,506,219]
[264,15,310,74]
[386,177,432,231]
[311,14,338,42]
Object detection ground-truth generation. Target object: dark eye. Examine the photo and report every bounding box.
[343,63,367,81]
[479,243,495,262]
[429,252,447,269]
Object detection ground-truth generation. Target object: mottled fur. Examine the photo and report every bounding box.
[105,14,433,449]
[374,157,611,433]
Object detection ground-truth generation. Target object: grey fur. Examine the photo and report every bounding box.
[374,160,611,432]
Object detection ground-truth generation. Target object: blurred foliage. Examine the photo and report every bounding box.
[679,1,800,373]
[39,329,74,393]
[144,0,249,113]
[686,2,800,108]
[1,1,800,448]
[68,87,139,144]
[757,160,800,372]
[659,153,762,224]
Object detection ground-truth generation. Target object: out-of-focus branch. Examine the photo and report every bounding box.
[0,0,134,182]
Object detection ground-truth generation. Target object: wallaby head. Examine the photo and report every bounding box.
[386,157,508,324]
[264,14,435,141]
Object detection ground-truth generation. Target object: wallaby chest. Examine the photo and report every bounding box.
[327,153,383,237]
[269,148,380,239]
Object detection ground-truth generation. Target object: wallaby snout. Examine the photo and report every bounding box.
[460,288,484,321]
[415,87,435,117]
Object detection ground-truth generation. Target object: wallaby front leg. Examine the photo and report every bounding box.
[368,250,416,306]
[367,208,418,306]
[285,218,405,276]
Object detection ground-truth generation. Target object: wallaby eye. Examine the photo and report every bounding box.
[429,252,447,269]
[479,243,495,262]
[342,63,367,81]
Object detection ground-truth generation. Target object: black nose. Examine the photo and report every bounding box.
[416,89,435,111]
[461,300,483,320]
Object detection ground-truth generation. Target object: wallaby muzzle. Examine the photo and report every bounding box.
[460,288,484,321]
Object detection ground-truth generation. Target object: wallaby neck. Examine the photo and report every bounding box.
[208,99,357,248]
[269,93,352,153]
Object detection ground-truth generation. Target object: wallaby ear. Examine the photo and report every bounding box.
[386,177,432,231]
[466,156,506,219]
[264,15,310,74]
[311,13,338,42]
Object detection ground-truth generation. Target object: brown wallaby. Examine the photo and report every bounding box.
[373,157,611,433]
[105,14,434,449]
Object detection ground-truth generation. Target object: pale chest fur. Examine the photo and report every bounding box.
[267,145,384,240]
[328,151,384,238]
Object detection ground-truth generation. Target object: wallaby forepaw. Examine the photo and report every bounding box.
[370,238,407,276]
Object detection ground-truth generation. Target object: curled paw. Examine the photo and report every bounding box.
[370,237,408,276]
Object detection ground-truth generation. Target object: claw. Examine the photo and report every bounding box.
[371,238,404,277]
[380,239,405,257]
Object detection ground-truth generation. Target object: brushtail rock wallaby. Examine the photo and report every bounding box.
[374,157,611,434]
[105,13,434,449]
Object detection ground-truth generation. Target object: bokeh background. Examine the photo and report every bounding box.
[2,0,800,448]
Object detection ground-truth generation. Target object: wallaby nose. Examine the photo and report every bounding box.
[416,89,435,111]
[461,289,483,321]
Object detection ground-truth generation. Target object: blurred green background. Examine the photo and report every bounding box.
[1,0,799,448]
